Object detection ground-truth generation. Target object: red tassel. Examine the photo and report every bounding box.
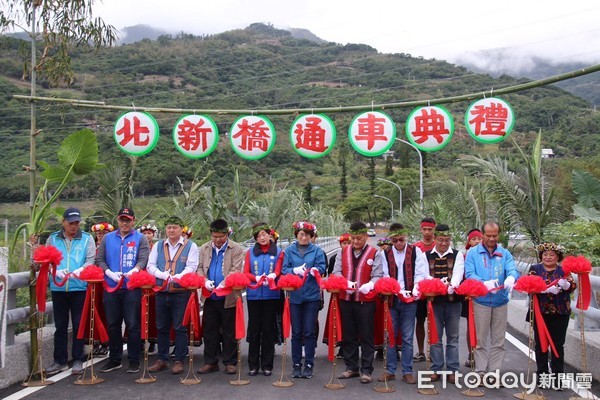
[327,293,343,361]
[533,295,558,357]
[468,299,477,348]
[427,300,439,345]
[36,262,50,312]
[141,291,149,340]
[182,291,201,339]
[283,296,291,339]
[579,273,591,311]
[77,282,108,343]
[235,295,245,340]
[77,286,91,340]
[384,298,395,347]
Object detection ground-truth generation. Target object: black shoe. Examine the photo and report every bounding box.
[301,364,313,379]
[126,362,140,373]
[248,369,258,376]
[291,364,302,378]
[263,370,272,376]
[99,360,122,373]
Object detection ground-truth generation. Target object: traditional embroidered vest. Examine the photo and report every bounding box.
[156,239,192,292]
[247,243,281,301]
[386,244,417,291]
[426,248,461,303]
[341,245,377,302]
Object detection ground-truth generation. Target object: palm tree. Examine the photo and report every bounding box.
[460,132,555,245]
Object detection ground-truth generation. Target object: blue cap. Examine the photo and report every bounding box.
[63,207,81,223]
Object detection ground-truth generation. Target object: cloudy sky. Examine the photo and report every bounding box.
[93,0,600,68]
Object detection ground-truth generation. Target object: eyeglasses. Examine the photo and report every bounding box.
[436,238,451,244]
[391,238,406,243]
[117,218,133,223]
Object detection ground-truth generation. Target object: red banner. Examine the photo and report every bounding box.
[77,282,108,343]
[427,300,439,345]
[533,295,558,357]
[182,291,201,340]
[235,295,245,340]
[327,293,343,361]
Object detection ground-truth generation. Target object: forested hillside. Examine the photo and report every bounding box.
[1,22,599,213]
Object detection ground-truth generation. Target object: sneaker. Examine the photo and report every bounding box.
[45,362,68,375]
[413,353,426,362]
[126,362,140,373]
[291,364,302,378]
[464,358,474,368]
[71,360,84,375]
[147,343,157,356]
[99,359,122,373]
[301,364,313,379]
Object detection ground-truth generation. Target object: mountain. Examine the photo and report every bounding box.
[117,24,170,44]
[287,28,326,44]
[453,49,600,106]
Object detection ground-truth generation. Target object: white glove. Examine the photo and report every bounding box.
[440,277,449,285]
[267,273,276,280]
[447,285,455,295]
[358,281,374,294]
[558,279,570,290]
[173,272,184,281]
[503,276,516,292]
[55,269,68,280]
[401,290,412,299]
[542,285,561,295]
[105,270,123,283]
[154,270,170,281]
[293,264,307,276]
[412,284,420,298]
[124,268,140,278]
[72,267,84,277]
[254,273,265,282]
[347,280,357,289]
[483,279,499,292]
[310,267,319,277]
[216,282,225,290]
[205,280,215,291]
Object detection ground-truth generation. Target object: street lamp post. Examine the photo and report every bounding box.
[395,138,423,210]
[376,177,402,214]
[373,195,394,219]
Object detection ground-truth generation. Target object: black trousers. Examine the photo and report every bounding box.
[247,299,279,371]
[339,300,376,375]
[534,313,569,374]
[202,298,236,366]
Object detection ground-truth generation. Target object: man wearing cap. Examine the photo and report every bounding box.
[145,217,198,374]
[333,221,383,384]
[379,222,429,384]
[45,207,96,376]
[413,217,436,363]
[96,207,150,374]
[465,221,519,381]
[196,218,244,375]
[424,224,464,383]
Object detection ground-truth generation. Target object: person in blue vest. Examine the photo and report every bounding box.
[243,222,283,376]
[282,220,326,380]
[146,216,198,374]
[379,222,429,385]
[96,207,150,374]
[45,207,96,376]
[196,218,245,375]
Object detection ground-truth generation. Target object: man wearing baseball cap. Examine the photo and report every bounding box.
[96,207,150,374]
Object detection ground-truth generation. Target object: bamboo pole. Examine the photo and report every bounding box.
[12,63,600,116]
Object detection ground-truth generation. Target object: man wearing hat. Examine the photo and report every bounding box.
[196,218,244,375]
[45,207,96,376]
[146,217,198,374]
[96,207,150,374]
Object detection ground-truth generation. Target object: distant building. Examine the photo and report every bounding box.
[541,148,555,158]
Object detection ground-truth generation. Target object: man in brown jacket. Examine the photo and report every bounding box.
[196,219,244,374]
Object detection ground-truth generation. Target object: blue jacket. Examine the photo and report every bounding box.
[465,243,520,307]
[246,243,282,301]
[282,241,326,304]
[100,229,146,288]
[47,229,93,292]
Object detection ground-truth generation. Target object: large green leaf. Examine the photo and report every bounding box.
[38,161,69,182]
[572,170,600,208]
[57,128,101,175]
[573,204,600,223]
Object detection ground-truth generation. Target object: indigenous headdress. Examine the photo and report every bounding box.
[252,223,272,239]
[138,224,158,235]
[377,237,392,247]
[536,242,565,261]
[338,233,352,244]
[388,228,409,237]
[92,222,115,233]
[182,226,194,238]
[293,220,317,235]
[420,221,436,229]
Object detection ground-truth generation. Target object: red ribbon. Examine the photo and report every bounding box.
[384,297,395,348]
[140,288,155,340]
[50,269,70,287]
[467,298,477,349]
[427,300,439,345]
[103,276,125,293]
[152,278,169,293]
[283,295,291,339]
[182,291,201,340]
[77,282,109,342]
[35,262,50,312]
[578,273,591,311]
[327,292,343,361]
[533,295,558,357]
[301,268,322,287]
[235,295,245,340]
